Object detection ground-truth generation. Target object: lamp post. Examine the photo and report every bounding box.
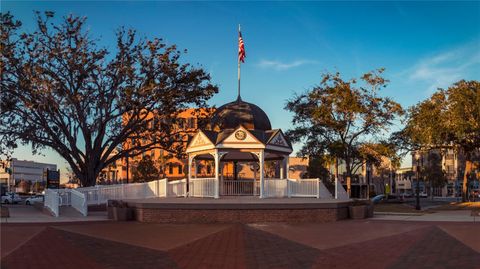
[366,163,371,199]
[415,152,421,211]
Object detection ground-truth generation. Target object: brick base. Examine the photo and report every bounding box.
[134,207,349,223]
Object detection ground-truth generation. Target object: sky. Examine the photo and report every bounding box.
[3,1,480,180]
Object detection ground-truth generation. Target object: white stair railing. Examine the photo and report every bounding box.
[336,183,349,200]
[318,180,333,199]
[44,189,60,217]
[70,189,87,216]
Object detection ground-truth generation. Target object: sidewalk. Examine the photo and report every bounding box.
[373,210,478,222]
[1,205,108,223]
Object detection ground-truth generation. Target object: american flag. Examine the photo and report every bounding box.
[238,31,246,63]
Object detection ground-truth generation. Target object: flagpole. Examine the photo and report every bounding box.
[237,24,241,100]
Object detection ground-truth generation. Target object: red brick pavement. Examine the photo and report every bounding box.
[388,227,480,269]
[1,221,479,269]
[312,226,431,269]
[169,224,247,269]
[1,227,104,269]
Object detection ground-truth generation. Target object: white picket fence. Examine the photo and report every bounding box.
[44,177,336,217]
[168,179,187,197]
[264,178,288,197]
[222,180,257,196]
[189,178,216,197]
[288,178,320,198]
[44,178,186,217]
[262,178,333,199]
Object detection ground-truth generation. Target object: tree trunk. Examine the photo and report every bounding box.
[345,159,352,197]
[462,160,473,202]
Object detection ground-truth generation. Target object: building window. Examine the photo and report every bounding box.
[168,164,173,175]
[187,118,195,129]
[177,165,182,174]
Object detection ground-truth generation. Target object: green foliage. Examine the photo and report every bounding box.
[420,152,447,188]
[0,11,218,186]
[286,69,403,191]
[394,80,480,152]
[394,80,480,200]
[132,156,159,183]
[306,156,332,187]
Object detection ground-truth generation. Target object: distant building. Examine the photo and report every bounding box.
[412,148,480,197]
[395,167,415,195]
[0,158,57,193]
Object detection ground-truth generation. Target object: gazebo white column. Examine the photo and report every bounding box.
[259,149,265,198]
[280,156,286,179]
[187,155,195,197]
[214,150,220,199]
[193,160,197,179]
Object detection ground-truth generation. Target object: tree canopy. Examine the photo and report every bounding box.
[393,80,480,200]
[0,12,218,186]
[285,69,403,195]
[132,155,159,183]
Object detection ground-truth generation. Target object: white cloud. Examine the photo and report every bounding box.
[407,41,480,92]
[257,59,317,71]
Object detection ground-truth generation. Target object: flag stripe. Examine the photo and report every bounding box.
[238,32,246,63]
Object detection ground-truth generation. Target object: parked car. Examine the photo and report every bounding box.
[1,192,22,204]
[419,192,428,198]
[371,194,386,204]
[25,195,44,205]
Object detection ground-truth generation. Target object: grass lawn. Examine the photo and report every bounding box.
[373,203,424,214]
[374,201,480,214]
[427,201,480,211]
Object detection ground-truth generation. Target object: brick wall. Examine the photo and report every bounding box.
[134,207,349,223]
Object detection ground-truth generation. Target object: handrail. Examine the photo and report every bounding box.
[44,189,60,217]
[70,189,87,216]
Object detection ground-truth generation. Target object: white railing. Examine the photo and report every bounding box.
[222,180,256,196]
[319,180,333,199]
[96,185,125,203]
[70,189,87,216]
[44,189,60,217]
[74,179,170,205]
[336,182,349,199]
[189,178,216,198]
[57,189,72,206]
[264,178,288,197]
[168,179,187,197]
[289,178,319,198]
[50,179,179,217]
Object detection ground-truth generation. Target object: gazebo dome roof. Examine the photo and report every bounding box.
[210,97,272,131]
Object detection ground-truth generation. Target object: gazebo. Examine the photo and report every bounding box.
[186,96,328,199]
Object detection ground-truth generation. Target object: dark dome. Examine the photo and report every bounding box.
[210,97,272,131]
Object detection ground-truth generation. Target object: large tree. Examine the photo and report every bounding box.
[420,151,447,198]
[286,69,403,196]
[393,80,480,201]
[0,12,218,186]
[132,155,159,183]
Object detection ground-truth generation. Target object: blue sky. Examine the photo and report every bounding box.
[3,1,480,178]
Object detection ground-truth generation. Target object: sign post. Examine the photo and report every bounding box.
[46,169,60,189]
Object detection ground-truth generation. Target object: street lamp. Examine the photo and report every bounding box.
[366,163,371,199]
[414,152,422,211]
